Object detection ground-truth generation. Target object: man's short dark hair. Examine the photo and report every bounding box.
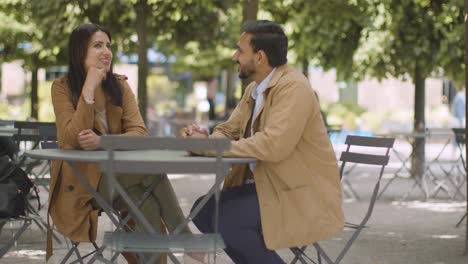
[242,20,288,67]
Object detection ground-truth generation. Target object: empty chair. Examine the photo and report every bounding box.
[452,128,467,228]
[0,123,58,259]
[289,135,395,264]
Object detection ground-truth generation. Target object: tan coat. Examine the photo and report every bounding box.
[49,75,147,245]
[207,65,344,249]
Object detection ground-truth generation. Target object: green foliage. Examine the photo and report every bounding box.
[157,1,241,79]
[0,98,28,120]
[0,0,77,68]
[265,0,372,79]
[360,111,385,131]
[0,80,55,121]
[266,0,463,82]
[353,0,464,81]
[38,81,55,122]
[147,74,179,115]
[325,101,367,130]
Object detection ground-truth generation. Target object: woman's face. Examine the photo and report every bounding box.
[84,31,112,73]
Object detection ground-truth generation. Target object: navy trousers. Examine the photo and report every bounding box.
[191,183,284,264]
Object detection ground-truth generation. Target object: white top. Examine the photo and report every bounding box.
[97,110,109,134]
[249,68,276,172]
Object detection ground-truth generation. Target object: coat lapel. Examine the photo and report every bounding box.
[241,84,255,137]
[250,65,286,132]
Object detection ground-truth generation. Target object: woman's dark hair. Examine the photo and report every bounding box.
[67,23,122,108]
[242,20,288,67]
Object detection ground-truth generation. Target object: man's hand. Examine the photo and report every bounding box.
[178,124,209,138]
[78,129,101,150]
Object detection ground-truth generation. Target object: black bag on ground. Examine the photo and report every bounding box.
[0,156,33,218]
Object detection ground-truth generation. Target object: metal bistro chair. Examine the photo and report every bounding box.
[452,128,467,228]
[13,121,56,155]
[289,135,395,264]
[422,128,462,199]
[0,158,32,259]
[23,124,60,241]
[450,128,467,201]
[0,123,60,258]
[13,121,56,189]
[99,136,230,264]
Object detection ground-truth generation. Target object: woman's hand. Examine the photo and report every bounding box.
[78,129,101,150]
[178,124,209,138]
[81,67,107,103]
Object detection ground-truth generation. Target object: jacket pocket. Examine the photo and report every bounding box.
[280,186,318,236]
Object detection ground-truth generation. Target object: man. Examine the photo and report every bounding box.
[451,87,466,127]
[180,20,344,264]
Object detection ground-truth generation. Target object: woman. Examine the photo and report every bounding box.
[49,24,204,264]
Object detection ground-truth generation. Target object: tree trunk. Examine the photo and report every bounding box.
[225,65,236,118]
[411,64,425,192]
[464,0,468,254]
[135,0,149,124]
[242,0,258,23]
[240,0,258,95]
[302,59,309,78]
[0,64,2,94]
[30,66,39,120]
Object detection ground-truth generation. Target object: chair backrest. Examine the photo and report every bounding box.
[38,125,58,149]
[0,120,15,127]
[13,121,56,144]
[340,135,394,171]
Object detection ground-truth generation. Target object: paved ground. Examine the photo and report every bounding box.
[1,140,467,263]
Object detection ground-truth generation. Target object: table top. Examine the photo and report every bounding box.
[24,149,255,164]
[378,131,427,138]
[378,131,455,139]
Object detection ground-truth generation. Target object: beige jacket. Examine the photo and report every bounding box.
[208,65,344,249]
[48,76,146,249]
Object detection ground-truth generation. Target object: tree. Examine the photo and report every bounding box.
[240,0,259,94]
[0,0,71,120]
[354,0,463,179]
[268,0,464,179]
[73,0,229,123]
[464,0,467,254]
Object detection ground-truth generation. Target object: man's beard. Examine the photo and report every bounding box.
[238,61,255,79]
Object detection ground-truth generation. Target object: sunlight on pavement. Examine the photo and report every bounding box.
[5,250,45,260]
[392,201,466,213]
[430,234,460,239]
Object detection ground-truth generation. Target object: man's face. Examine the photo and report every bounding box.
[232,33,256,79]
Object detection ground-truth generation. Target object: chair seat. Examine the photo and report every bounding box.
[103,232,225,253]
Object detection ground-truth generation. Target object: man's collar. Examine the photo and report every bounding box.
[251,68,276,99]
[266,64,288,89]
